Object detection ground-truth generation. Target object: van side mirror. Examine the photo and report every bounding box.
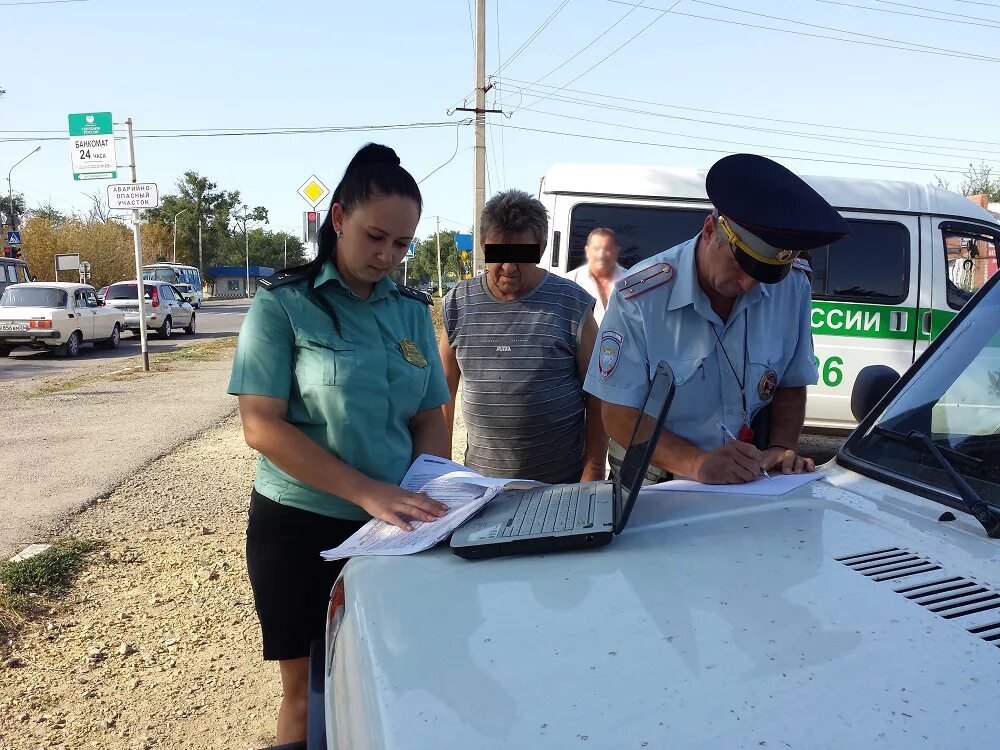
[851,365,900,422]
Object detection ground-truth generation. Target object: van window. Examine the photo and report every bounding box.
[941,224,999,310]
[6,266,17,284]
[809,220,909,304]
[15,266,28,283]
[568,204,710,271]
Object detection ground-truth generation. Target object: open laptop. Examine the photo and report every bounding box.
[450,361,676,560]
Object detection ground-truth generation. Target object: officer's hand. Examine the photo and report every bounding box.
[358,483,449,532]
[762,447,815,475]
[696,441,765,484]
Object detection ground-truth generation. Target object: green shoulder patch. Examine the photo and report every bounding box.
[257,268,310,292]
[396,284,433,305]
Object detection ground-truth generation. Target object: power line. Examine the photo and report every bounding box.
[517,107,973,172]
[604,0,1000,64]
[500,76,1000,148]
[951,0,1000,8]
[0,0,92,5]
[0,121,466,144]
[520,0,650,89]
[418,124,468,184]
[493,0,573,76]
[514,1,681,113]
[870,0,1000,24]
[812,0,1000,28]
[488,120,973,174]
[508,84,1000,162]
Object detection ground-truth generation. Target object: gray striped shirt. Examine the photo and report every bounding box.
[444,273,595,483]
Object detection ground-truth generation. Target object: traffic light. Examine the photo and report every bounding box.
[10,248,20,259]
[303,211,321,243]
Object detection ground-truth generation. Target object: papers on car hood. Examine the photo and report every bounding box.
[645,471,822,496]
[320,455,543,561]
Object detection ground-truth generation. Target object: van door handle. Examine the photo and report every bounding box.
[921,311,932,337]
[889,311,907,332]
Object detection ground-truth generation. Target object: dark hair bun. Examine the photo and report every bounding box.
[346,143,401,173]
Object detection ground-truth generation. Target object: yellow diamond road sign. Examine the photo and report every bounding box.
[297,175,330,208]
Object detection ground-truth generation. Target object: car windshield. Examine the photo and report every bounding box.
[844,274,1000,510]
[0,287,68,307]
[106,284,151,300]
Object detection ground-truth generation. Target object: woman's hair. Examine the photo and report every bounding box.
[300,143,422,276]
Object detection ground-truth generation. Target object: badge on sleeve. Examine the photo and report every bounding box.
[599,331,624,378]
[758,369,778,401]
[398,339,428,368]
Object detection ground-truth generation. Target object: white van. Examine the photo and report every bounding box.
[538,164,1000,430]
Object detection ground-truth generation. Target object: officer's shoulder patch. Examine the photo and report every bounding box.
[257,267,310,292]
[617,262,675,300]
[396,284,433,306]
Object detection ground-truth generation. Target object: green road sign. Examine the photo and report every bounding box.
[68,112,117,181]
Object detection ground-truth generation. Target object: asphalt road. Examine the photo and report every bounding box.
[0,299,249,382]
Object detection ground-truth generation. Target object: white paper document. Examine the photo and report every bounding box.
[320,455,544,561]
[644,471,823,496]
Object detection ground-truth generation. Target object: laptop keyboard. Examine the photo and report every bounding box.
[502,486,582,538]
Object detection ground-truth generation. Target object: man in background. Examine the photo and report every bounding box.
[567,227,628,325]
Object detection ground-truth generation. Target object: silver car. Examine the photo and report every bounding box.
[103,280,196,339]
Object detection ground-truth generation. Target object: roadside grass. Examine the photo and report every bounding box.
[26,337,238,397]
[0,539,105,639]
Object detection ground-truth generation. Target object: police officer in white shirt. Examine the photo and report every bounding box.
[584,154,849,485]
[566,227,628,325]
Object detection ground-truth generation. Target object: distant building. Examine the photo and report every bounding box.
[207,266,275,298]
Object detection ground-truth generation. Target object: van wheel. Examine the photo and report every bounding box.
[97,324,121,350]
[159,317,172,339]
[184,314,196,335]
[59,331,82,357]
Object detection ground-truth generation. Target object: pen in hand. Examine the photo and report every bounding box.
[717,422,772,480]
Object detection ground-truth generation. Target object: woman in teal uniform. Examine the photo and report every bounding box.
[228,143,451,744]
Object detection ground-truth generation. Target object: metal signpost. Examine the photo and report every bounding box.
[54,253,80,280]
[68,112,117,181]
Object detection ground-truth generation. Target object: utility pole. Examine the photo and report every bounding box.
[172,208,188,264]
[473,0,486,274]
[198,221,203,277]
[283,236,287,269]
[125,118,151,372]
[436,216,444,298]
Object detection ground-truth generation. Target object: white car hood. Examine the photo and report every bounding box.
[334,464,1000,750]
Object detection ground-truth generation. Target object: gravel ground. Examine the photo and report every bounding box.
[0,416,278,750]
[0,346,238,557]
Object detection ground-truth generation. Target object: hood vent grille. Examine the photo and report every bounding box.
[836,547,1000,649]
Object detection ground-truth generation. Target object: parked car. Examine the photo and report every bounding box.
[315,271,1000,749]
[102,280,196,338]
[0,282,124,357]
[172,282,199,306]
[97,285,109,301]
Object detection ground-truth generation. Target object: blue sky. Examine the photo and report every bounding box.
[4,0,1000,244]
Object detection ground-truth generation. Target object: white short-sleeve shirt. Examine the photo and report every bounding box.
[566,263,628,326]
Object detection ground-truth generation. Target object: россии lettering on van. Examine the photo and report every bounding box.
[538,163,1000,431]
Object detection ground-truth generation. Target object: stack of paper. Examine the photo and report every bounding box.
[320,455,542,561]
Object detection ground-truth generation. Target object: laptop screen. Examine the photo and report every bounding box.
[613,361,677,534]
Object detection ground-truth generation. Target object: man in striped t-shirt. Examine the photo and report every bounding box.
[439,190,608,484]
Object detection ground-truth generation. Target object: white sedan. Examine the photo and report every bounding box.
[0,282,125,357]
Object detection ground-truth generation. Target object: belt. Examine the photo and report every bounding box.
[608,439,672,484]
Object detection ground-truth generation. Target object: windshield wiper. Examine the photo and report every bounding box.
[902,429,1000,539]
[872,426,983,469]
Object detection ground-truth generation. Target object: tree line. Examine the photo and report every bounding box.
[0,171,307,291]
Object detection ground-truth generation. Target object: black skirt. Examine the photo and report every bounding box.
[245,489,366,661]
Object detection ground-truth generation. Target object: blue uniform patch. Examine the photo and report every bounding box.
[599,331,623,378]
